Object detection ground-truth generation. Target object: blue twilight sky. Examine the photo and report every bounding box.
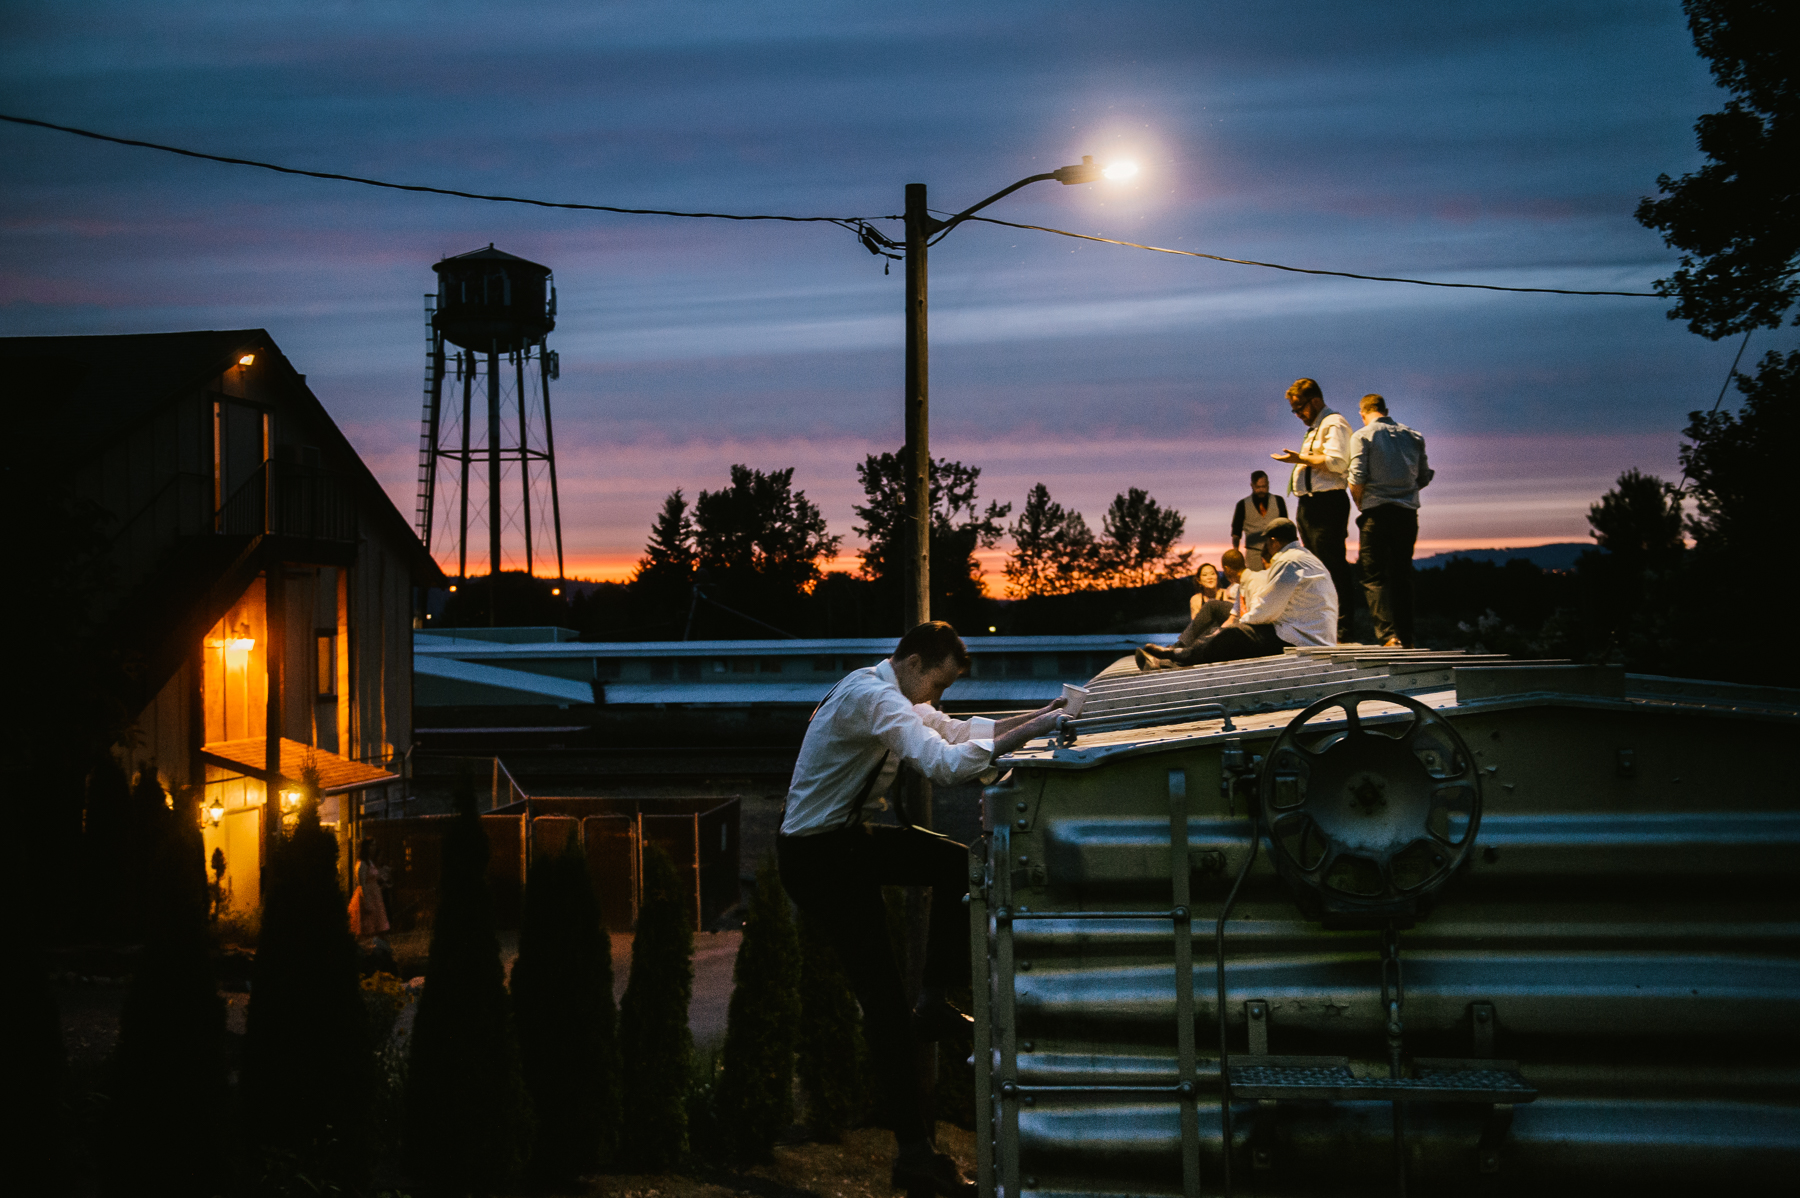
[4,1,1789,583]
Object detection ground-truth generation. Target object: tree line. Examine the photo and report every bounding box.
[439,449,1196,639]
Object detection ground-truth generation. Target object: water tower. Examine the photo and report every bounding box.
[414,245,567,591]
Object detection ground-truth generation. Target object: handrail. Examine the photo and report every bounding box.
[1059,702,1235,745]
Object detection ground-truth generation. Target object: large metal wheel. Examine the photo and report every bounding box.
[1259,689,1482,924]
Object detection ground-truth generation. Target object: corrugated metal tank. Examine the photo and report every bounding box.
[970,649,1800,1195]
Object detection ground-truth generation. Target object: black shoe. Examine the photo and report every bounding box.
[892,1147,977,1198]
[1135,647,1170,671]
[912,995,974,1042]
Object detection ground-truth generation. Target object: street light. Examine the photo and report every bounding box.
[899,156,1136,631]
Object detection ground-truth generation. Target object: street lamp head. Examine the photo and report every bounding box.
[1052,155,1137,185]
[1052,155,1105,185]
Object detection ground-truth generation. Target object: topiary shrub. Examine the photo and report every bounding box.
[511,828,620,1182]
[617,844,694,1170]
[244,772,371,1188]
[102,776,226,1195]
[794,908,869,1141]
[713,856,800,1161]
[404,770,532,1194]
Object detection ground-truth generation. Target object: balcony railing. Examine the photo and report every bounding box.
[215,460,357,542]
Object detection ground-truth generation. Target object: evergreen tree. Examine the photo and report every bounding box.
[511,829,621,1182]
[713,857,801,1161]
[245,773,371,1186]
[616,844,695,1169]
[81,757,132,938]
[794,910,867,1141]
[1635,0,1798,339]
[103,777,226,1196]
[1098,488,1192,587]
[637,489,698,584]
[1682,348,1797,556]
[854,450,1009,629]
[1005,483,1100,597]
[405,770,533,1195]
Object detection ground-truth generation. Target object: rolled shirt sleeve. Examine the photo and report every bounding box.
[1320,414,1353,480]
[871,692,996,785]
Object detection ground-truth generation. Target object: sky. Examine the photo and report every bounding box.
[4,1,1788,589]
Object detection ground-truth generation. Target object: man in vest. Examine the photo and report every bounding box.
[1271,377,1356,641]
[1230,469,1287,566]
[779,621,1066,1196]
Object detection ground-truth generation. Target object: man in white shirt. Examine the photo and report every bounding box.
[1271,378,1356,641]
[778,621,1065,1197]
[1348,393,1433,648]
[1138,519,1337,666]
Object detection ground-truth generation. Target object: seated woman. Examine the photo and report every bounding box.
[1137,522,1334,670]
[1174,551,1247,650]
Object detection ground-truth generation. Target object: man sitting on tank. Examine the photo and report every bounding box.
[778,620,1066,1197]
[1137,517,1337,668]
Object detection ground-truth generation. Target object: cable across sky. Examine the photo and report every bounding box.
[3,112,1662,299]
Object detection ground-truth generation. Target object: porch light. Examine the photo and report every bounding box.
[238,353,256,367]
[207,801,225,826]
[280,789,303,812]
[227,637,255,653]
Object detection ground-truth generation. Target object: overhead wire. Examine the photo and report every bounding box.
[4,110,1662,298]
[950,213,1662,297]
[1673,327,1754,497]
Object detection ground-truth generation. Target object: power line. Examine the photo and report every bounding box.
[954,214,1661,297]
[5,111,1665,298]
[0,113,887,227]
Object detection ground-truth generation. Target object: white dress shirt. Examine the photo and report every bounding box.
[1239,541,1339,646]
[1347,415,1433,510]
[781,659,997,837]
[1289,407,1354,495]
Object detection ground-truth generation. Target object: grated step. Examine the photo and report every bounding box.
[1228,1056,1536,1103]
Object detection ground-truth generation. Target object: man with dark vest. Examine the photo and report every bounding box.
[1230,469,1287,565]
[778,621,1065,1197]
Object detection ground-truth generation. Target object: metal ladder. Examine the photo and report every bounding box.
[974,768,1203,1198]
[413,294,439,546]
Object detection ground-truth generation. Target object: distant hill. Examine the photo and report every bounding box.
[1412,542,1589,572]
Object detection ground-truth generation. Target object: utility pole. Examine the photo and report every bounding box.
[903,182,933,634]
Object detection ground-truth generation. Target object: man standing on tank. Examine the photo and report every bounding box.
[779,621,1066,1198]
[1349,393,1432,648]
[1271,378,1356,641]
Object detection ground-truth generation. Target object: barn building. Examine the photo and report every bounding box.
[2,330,442,914]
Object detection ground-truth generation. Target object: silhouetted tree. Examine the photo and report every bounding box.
[405,771,532,1194]
[617,845,695,1169]
[103,778,226,1196]
[1098,488,1192,587]
[1682,348,1796,556]
[1005,483,1099,596]
[511,830,620,1182]
[855,450,1009,630]
[245,771,371,1187]
[685,465,840,638]
[1636,0,1798,338]
[714,857,800,1160]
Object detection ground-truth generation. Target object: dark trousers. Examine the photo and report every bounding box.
[1357,504,1419,646]
[777,822,971,1142]
[1298,489,1355,635]
[1177,598,1235,648]
[1172,620,1286,665]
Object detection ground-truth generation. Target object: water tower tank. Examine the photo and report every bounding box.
[431,244,554,354]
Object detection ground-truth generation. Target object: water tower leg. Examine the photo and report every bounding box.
[458,350,473,584]
[516,349,534,577]
[540,349,566,583]
[487,343,501,626]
